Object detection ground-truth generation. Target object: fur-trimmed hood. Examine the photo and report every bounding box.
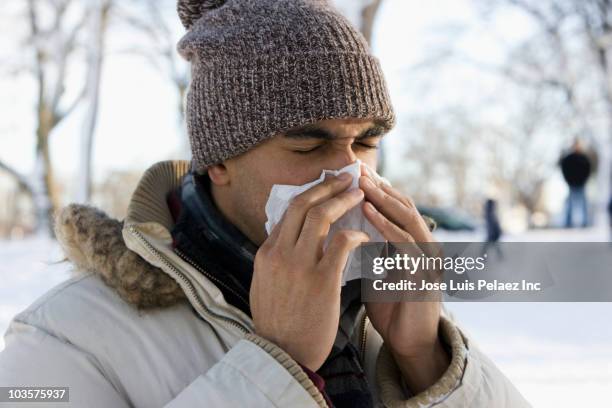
[53,161,192,309]
[53,203,186,309]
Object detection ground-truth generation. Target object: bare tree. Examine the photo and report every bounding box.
[483,93,557,225]
[115,0,190,158]
[0,0,113,232]
[76,0,112,203]
[26,0,90,235]
[399,109,481,211]
[0,1,102,235]
[0,162,34,197]
[396,90,557,224]
[475,0,612,220]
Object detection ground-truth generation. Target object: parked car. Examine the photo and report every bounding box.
[417,206,477,231]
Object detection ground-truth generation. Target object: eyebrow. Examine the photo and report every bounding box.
[282,123,387,140]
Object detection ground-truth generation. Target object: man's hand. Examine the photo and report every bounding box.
[359,165,450,394]
[251,173,369,371]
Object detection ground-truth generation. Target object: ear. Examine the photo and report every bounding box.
[207,163,231,186]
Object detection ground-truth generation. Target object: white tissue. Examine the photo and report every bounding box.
[264,160,390,285]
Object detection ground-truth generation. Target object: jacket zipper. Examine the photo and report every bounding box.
[127,225,250,335]
[173,247,250,310]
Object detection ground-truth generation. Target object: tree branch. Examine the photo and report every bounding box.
[0,159,33,194]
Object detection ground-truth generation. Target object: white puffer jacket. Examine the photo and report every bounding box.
[0,161,530,407]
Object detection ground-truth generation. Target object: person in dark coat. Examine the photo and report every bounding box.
[608,195,612,242]
[482,198,503,259]
[560,139,592,228]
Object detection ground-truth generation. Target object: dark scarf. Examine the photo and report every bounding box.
[168,171,374,408]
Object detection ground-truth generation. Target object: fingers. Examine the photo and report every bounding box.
[360,176,408,224]
[296,188,365,258]
[260,211,285,252]
[379,183,433,242]
[363,201,415,243]
[360,163,385,187]
[362,203,439,277]
[360,163,369,178]
[319,229,370,285]
[360,176,405,225]
[277,173,353,246]
[360,176,433,243]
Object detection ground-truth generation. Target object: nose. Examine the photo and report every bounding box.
[327,144,358,170]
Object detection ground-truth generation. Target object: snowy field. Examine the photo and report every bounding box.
[0,237,71,350]
[1,228,611,407]
[440,225,612,407]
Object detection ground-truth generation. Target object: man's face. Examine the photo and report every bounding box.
[211,118,386,245]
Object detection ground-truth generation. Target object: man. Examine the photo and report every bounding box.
[560,138,592,228]
[0,0,529,406]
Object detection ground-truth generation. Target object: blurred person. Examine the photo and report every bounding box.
[608,195,612,241]
[482,199,503,260]
[0,1,528,407]
[560,138,592,228]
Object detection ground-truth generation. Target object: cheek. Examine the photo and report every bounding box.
[260,157,323,186]
[277,167,323,185]
[238,171,270,210]
[233,173,270,232]
[241,142,322,186]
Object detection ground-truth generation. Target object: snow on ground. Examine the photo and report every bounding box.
[438,225,612,407]
[434,222,610,243]
[446,302,612,407]
[1,229,611,407]
[0,236,71,350]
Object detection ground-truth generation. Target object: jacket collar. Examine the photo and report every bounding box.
[125,160,190,230]
[54,160,253,334]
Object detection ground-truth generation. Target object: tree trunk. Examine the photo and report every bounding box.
[77,0,111,203]
[359,0,383,44]
[28,0,58,236]
[33,131,57,237]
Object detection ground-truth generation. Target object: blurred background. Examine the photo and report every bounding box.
[1,0,611,406]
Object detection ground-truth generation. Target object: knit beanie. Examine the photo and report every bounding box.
[176,0,395,173]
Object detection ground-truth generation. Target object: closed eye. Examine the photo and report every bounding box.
[354,142,379,150]
[292,145,323,154]
[291,140,380,154]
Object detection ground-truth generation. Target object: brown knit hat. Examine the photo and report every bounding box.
[177,0,395,173]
